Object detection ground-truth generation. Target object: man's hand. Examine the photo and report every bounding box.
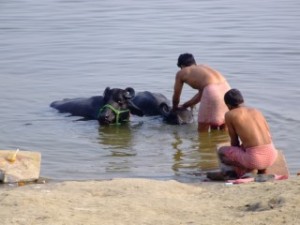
[173,105,185,111]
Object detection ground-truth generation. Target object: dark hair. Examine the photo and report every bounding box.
[224,89,244,107]
[177,53,196,68]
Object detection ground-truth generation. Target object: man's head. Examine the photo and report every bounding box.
[224,89,244,108]
[177,53,196,68]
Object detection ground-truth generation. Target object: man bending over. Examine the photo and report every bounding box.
[172,53,231,132]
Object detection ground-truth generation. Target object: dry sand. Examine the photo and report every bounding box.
[0,177,299,225]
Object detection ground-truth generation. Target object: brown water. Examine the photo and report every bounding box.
[0,0,299,182]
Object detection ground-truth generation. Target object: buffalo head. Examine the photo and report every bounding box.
[97,87,143,125]
[159,103,194,125]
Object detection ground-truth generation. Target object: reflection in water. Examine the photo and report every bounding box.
[98,124,135,154]
[97,124,136,173]
[171,130,230,176]
[197,131,229,171]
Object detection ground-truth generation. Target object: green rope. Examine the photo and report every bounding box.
[98,104,130,125]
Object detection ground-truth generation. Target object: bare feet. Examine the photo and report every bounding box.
[206,171,237,181]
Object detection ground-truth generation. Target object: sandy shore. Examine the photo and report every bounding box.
[0,177,299,225]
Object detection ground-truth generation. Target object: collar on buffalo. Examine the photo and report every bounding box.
[98,104,130,125]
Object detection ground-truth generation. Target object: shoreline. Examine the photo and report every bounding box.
[0,176,299,225]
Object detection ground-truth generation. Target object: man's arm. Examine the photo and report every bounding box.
[172,72,184,110]
[225,113,240,147]
[182,90,202,108]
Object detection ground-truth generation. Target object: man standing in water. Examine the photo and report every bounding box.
[172,53,231,132]
[217,89,278,178]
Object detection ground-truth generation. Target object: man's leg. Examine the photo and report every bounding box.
[219,124,227,131]
[217,146,252,178]
[210,124,227,131]
[218,148,236,166]
[258,169,266,174]
[198,122,210,132]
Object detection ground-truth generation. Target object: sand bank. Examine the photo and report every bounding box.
[0,177,299,225]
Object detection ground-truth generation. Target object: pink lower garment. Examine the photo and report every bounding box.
[198,82,230,126]
[219,143,278,178]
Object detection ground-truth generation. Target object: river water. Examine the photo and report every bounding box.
[0,0,299,182]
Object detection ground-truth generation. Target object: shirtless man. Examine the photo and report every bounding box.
[218,89,278,178]
[172,53,231,132]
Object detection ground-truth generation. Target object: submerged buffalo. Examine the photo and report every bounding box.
[159,103,194,125]
[51,87,167,125]
[50,87,194,125]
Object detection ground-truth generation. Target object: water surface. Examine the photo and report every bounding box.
[0,0,299,182]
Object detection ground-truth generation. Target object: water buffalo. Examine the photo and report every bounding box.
[159,103,195,125]
[50,87,171,125]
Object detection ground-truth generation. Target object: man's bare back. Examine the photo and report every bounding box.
[173,64,229,110]
[225,106,272,149]
[176,64,227,91]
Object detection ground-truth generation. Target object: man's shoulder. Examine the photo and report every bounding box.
[247,107,262,115]
[225,110,235,120]
[225,108,244,119]
[176,68,191,80]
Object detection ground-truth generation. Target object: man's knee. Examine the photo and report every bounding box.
[217,147,232,165]
[218,146,227,155]
[217,147,226,161]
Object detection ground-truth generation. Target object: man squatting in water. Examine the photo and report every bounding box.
[217,89,278,178]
